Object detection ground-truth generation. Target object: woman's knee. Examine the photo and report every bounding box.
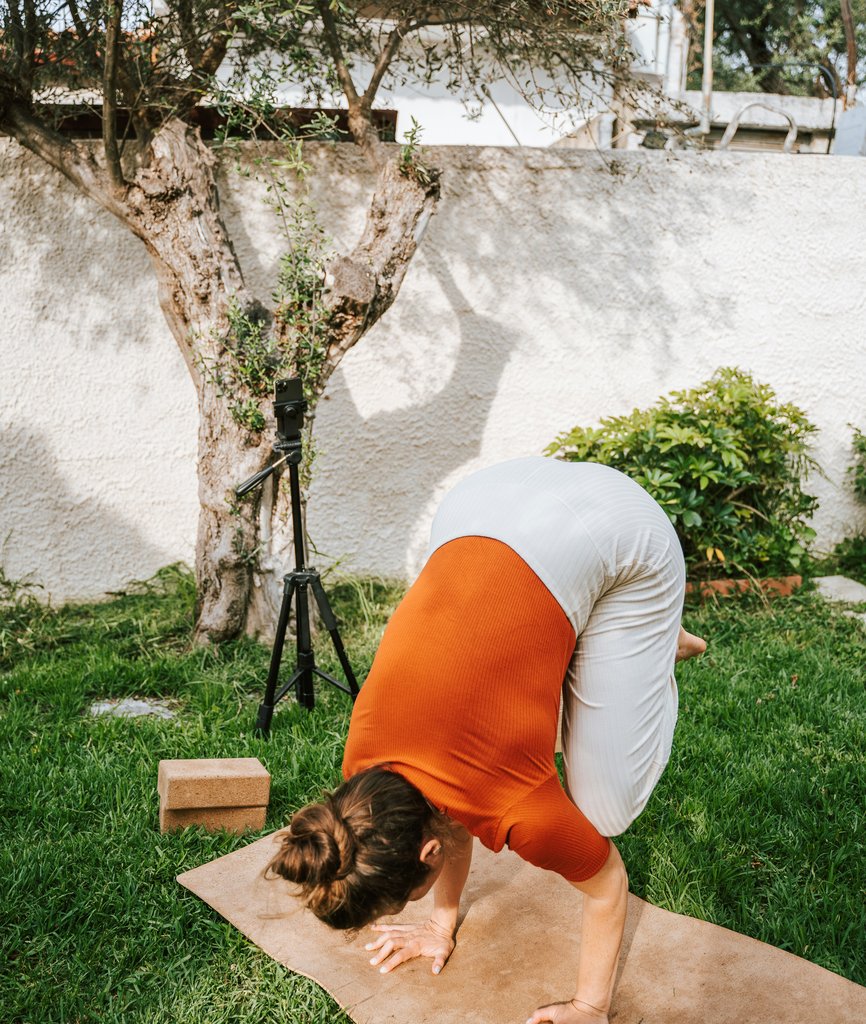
[575,790,646,838]
[566,744,671,837]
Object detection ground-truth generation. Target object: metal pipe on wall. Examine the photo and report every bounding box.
[699,0,715,134]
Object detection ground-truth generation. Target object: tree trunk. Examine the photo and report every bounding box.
[193,385,276,644]
[122,118,277,643]
[128,125,440,643]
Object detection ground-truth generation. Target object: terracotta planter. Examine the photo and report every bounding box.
[686,574,803,598]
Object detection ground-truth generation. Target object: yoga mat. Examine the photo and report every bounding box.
[178,831,866,1023]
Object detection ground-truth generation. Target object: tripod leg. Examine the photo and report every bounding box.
[310,577,360,699]
[294,578,316,711]
[256,576,296,737]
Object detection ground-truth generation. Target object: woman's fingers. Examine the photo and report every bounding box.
[365,926,413,953]
[378,945,418,973]
[526,1002,608,1024]
[366,937,397,962]
[363,921,453,975]
[526,1008,557,1024]
[367,934,419,969]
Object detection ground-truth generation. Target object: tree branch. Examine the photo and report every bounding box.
[839,0,858,93]
[0,100,131,226]
[21,0,37,96]
[319,2,389,162]
[66,0,91,43]
[195,3,238,78]
[361,16,413,111]
[177,0,203,68]
[317,0,361,107]
[318,158,441,392]
[103,0,124,189]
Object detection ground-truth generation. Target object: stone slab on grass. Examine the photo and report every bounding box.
[178,833,866,1024]
[813,575,866,603]
[158,757,270,811]
[89,697,176,719]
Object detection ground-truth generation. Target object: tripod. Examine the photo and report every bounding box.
[235,379,359,738]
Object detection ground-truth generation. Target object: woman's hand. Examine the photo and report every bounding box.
[365,918,455,975]
[525,998,609,1024]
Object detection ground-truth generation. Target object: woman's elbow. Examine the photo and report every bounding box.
[573,841,628,902]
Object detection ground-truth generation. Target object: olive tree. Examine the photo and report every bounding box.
[0,0,637,642]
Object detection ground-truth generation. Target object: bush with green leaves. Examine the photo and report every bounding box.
[850,426,866,503]
[816,426,866,585]
[545,368,819,579]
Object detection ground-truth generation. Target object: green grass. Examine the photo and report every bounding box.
[1,567,864,1022]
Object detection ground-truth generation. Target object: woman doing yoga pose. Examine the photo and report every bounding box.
[269,457,706,1024]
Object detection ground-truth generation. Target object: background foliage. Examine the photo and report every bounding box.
[546,367,819,579]
[685,0,866,94]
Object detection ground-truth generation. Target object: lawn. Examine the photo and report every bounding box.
[1,567,864,1023]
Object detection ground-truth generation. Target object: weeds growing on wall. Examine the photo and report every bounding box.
[849,426,866,502]
[815,425,866,585]
[201,111,339,438]
[546,367,819,579]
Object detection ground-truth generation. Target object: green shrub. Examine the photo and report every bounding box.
[814,426,866,585]
[850,426,866,502]
[545,367,819,579]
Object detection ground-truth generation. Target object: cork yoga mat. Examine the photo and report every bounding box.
[178,831,866,1024]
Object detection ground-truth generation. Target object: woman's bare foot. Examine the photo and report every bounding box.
[676,627,707,662]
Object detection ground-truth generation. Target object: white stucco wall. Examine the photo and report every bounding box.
[2,141,865,601]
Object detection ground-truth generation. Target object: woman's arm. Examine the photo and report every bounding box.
[366,821,474,975]
[526,841,628,1024]
[430,821,474,935]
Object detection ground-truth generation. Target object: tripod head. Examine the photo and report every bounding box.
[274,377,307,461]
[235,378,308,498]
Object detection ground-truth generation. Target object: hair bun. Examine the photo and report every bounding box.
[271,799,357,887]
[267,766,436,930]
[327,801,358,880]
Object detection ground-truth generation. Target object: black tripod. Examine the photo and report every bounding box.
[235,379,359,737]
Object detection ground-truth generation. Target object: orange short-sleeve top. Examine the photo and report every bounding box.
[342,536,610,882]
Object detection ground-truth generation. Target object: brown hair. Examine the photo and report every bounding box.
[267,766,443,930]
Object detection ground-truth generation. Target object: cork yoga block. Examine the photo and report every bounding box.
[159,804,267,835]
[158,758,271,811]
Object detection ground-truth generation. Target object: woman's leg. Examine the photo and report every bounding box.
[561,553,686,838]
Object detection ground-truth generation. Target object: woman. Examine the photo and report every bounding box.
[269,457,706,1024]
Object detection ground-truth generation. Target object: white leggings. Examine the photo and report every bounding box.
[429,457,686,837]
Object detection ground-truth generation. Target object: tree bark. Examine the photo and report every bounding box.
[120,119,280,643]
[839,0,858,104]
[319,158,441,391]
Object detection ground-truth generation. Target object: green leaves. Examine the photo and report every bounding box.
[850,426,866,503]
[398,117,434,187]
[547,367,820,579]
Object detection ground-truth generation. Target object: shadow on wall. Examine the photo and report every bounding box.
[0,423,179,603]
[511,154,743,371]
[0,143,158,354]
[306,151,748,578]
[307,240,521,576]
